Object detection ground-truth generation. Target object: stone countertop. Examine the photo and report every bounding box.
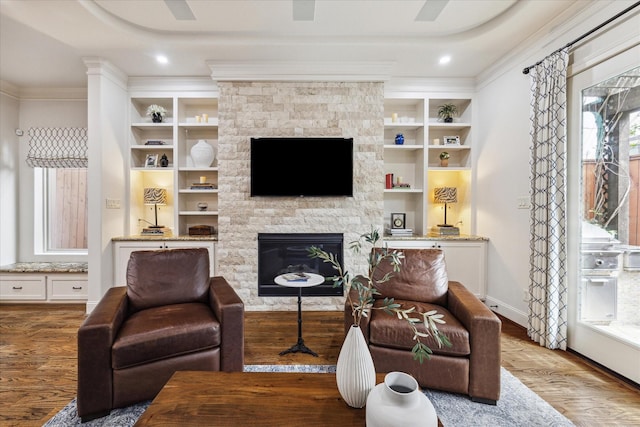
[383,233,488,241]
[112,235,217,242]
[0,262,88,273]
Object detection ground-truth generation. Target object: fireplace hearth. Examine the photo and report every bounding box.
[257,233,344,297]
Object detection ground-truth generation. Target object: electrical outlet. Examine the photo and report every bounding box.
[517,196,530,209]
[106,198,121,209]
[522,289,529,302]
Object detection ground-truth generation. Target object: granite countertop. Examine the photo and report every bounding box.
[383,233,488,241]
[0,262,88,273]
[112,235,217,242]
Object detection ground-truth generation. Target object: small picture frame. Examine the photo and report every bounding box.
[444,136,460,145]
[391,212,406,229]
[145,154,158,168]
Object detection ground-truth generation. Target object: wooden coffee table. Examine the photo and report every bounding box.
[134,371,442,426]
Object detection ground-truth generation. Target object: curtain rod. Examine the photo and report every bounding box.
[522,1,640,74]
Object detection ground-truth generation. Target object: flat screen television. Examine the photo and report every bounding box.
[250,137,354,197]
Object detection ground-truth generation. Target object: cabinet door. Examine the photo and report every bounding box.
[384,240,486,299]
[49,275,88,300]
[113,240,216,287]
[0,276,46,300]
[165,241,216,276]
[436,241,486,299]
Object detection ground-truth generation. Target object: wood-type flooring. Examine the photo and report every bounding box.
[0,304,638,426]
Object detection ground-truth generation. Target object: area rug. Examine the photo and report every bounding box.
[44,365,573,426]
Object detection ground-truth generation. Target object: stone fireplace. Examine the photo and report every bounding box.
[215,81,384,311]
[257,233,344,297]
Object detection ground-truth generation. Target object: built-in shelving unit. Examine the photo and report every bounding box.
[383,95,475,235]
[128,95,219,236]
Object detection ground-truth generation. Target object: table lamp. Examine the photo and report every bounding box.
[143,188,167,228]
[434,187,457,227]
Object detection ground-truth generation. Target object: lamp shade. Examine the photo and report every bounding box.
[143,188,167,205]
[434,187,457,204]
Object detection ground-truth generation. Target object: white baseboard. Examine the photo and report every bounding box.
[484,296,528,327]
[85,301,98,314]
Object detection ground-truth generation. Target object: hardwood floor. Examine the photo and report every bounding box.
[1,304,638,426]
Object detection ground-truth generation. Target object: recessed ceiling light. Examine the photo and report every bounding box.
[439,56,451,65]
[156,55,169,64]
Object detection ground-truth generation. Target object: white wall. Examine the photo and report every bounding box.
[475,0,639,326]
[0,89,20,265]
[85,59,129,313]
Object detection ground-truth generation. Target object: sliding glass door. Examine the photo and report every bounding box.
[568,46,640,384]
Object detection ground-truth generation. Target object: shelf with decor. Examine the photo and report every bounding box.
[129,94,219,237]
[383,94,475,236]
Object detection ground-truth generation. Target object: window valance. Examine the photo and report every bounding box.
[26,127,88,168]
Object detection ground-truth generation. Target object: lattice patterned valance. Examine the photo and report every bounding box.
[26,127,88,168]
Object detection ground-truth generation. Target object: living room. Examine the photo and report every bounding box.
[1,0,639,425]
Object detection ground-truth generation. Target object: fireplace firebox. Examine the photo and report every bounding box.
[257,233,344,297]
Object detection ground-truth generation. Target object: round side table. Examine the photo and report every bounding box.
[274,273,325,357]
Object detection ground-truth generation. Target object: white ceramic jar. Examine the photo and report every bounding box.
[365,371,438,427]
[190,140,215,168]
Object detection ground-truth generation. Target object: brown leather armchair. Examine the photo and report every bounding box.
[344,248,501,404]
[77,248,244,421]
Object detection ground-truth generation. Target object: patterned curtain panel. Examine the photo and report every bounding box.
[527,48,569,350]
[26,127,88,168]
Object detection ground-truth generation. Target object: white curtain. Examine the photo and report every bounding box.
[527,48,569,350]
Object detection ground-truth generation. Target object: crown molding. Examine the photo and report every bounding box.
[128,77,219,95]
[385,77,476,95]
[83,57,128,91]
[0,80,87,100]
[207,61,395,82]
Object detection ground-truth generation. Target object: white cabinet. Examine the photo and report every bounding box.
[0,276,46,300]
[384,238,487,299]
[383,95,474,236]
[113,239,216,287]
[48,275,88,300]
[0,273,88,302]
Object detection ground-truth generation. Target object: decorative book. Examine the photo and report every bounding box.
[282,273,309,282]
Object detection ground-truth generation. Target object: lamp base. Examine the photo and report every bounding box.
[432,226,460,236]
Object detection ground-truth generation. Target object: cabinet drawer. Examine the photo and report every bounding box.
[0,278,46,300]
[49,278,88,300]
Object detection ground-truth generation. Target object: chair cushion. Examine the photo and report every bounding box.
[368,299,470,357]
[112,302,220,370]
[126,248,210,312]
[372,248,448,306]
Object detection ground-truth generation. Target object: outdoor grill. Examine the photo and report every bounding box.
[580,221,621,323]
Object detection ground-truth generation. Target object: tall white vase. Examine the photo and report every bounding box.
[336,325,376,408]
[190,139,215,168]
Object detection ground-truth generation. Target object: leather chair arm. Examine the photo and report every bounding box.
[447,281,501,402]
[77,286,128,419]
[209,276,244,372]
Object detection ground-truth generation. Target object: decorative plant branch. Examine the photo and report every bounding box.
[308,227,451,363]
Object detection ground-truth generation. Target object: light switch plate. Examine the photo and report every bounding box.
[517,197,530,209]
[106,198,121,209]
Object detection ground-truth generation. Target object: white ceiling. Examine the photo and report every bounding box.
[0,0,587,89]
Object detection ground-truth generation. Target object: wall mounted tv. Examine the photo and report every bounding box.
[250,137,354,197]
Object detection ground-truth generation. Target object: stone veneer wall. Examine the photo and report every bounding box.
[216,81,384,311]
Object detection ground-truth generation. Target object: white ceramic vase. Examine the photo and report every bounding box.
[336,325,376,408]
[365,371,438,427]
[190,140,215,168]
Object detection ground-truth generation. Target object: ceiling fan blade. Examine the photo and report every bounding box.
[293,0,315,21]
[164,0,196,21]
[415,0,449,21]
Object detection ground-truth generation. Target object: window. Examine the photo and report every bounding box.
[35,168,88,253]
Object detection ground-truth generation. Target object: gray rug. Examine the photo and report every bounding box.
[43,365,573,426]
